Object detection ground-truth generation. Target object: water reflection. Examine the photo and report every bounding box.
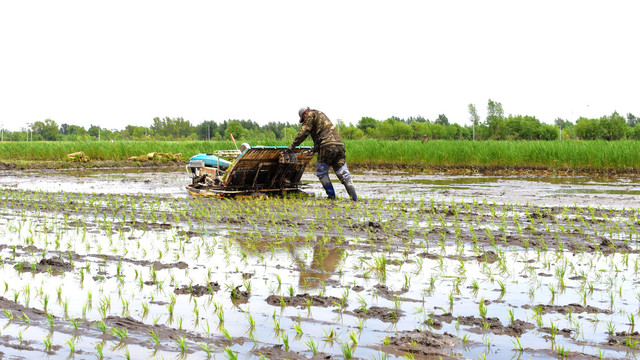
[295,247,346,289]
[234,238,346,290]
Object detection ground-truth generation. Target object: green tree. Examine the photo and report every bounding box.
[468,104,480,140]
[59,123,71,135]
[574,117,601,140]
[504,115,542,140]
[31,119,59,141]
[435,114,449,126]
[123,125,149,140]
[486,99,505,139]
[554,118,572,129]
[151,117,193,139]
[412,122,431,140]
[627,113,639,127]
[390,119,413,139]
[357,117,379,131]
[195,120,218,140]
[536,123,559,140]
[600,111,627,140]
[224,121,246,140]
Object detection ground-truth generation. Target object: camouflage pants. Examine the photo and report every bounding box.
[317,144,346,171]
[316,144,357,200]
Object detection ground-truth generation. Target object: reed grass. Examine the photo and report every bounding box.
[1,139,639,171]
[345,140,640,170]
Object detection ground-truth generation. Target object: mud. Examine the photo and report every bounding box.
[265,294,342,308]
[174,282,220,297]
[521,303,613,315]
[6,158,640,178]
[14,257,74,274]
[608,331,640,349]
[2,166,640,208]
[430,313,535,337]
[351,306,405,322]
[372,284,409,300]
[251,345,330,360]
[378,329,460,359]
[230,286,250,303]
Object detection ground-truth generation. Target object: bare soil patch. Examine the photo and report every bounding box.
[378,329,461,359]
[265,294,342,308]
[174,282,221,296]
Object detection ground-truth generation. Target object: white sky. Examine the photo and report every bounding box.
[1,1,638,131]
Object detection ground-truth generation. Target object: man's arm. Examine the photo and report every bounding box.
[290,115,313,149]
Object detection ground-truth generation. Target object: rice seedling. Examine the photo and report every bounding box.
[224,347,238,360]
[221,327,232,340]
[478,298,487,319]
[176,336,188,352]
[349,330,359,345]
[199,343,212,357]
[402,352,416,360]
[148,330,160,345]
[281,332,290,351]
[323,328,337,342]
[111,327,128,340]
[305,338,318,355]
[606,320,616,335]
[293,322,303,336]
[67,337,76,354]
[43,336,53,351]
[96,342,104,359]
[557,346,569,357]
[332,338,352,360]
[68,317,80,330]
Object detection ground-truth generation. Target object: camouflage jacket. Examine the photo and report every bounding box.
[291,109,343,151]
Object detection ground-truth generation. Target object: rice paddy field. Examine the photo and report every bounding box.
[1,161,640,359]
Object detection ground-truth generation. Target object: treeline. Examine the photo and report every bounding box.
[2,100,638,141]
[3,118,304,142]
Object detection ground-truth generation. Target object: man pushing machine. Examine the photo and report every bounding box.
[288,107,358,201]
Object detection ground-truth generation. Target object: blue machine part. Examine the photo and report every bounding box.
[189,153,233,168]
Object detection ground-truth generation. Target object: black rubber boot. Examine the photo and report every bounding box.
[344,183,358,201]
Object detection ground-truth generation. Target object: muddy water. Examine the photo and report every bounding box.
[0,168,639,359]
[1,168,638,207]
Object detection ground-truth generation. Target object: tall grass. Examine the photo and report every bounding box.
[345,140,640,170]
[1,140,638,171]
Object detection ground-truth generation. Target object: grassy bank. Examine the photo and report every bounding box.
[0,140,638,171]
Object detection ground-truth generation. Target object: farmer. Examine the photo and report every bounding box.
[288,107,357,201]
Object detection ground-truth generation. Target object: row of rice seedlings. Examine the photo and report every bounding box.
[1,186,639,358]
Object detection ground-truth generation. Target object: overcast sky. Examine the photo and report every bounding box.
[1,1,638,131]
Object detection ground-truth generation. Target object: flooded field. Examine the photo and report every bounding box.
[1,167,640,359]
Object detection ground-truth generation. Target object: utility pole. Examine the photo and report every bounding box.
[337,119,341,135]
